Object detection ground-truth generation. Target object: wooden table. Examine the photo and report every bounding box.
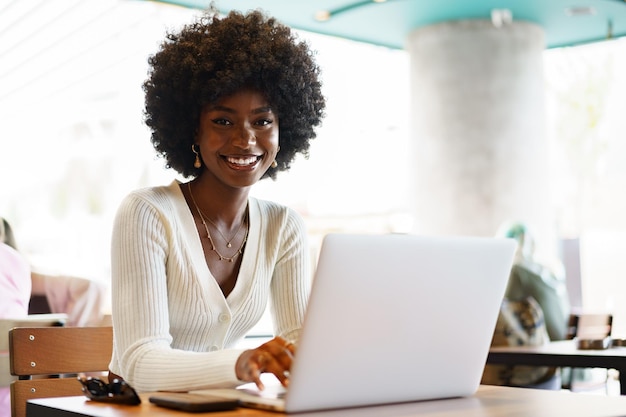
[487,340,626,394]
[26,385,626,417]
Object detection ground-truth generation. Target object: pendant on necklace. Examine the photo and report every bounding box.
[227,243,232,248]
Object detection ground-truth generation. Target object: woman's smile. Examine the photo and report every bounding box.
[222,154,264,170]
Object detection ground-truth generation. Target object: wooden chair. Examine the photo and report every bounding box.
[562,313,614,392]
[9,326,112,417]
[0,314,67,388]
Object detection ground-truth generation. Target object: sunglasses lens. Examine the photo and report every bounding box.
[109,380,125,395]
[78,376,141,405]
[83,378,108,396]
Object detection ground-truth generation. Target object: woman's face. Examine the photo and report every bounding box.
[196,89,279,189]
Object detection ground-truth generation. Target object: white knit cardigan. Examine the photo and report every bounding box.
[109,181,311,392]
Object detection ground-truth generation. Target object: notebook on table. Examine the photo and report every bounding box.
[192,233,516,413]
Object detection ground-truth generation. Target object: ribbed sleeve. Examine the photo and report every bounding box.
[108,181,311,392]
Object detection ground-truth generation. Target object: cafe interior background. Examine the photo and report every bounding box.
[1,0,626,334]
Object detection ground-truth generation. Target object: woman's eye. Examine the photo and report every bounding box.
[255,118,273,127]
[212,118,232,126]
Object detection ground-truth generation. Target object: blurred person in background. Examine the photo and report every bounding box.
[0,217,31,417]
[0,217,31,318]
[500,221,570,342]
[0,216,107,326]
[483,221,570,390]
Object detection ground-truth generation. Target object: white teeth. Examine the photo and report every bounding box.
[226,156,258,166]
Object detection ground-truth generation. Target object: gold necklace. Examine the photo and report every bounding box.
[188,182,248,262]
[186,181,246,247]
[201,208,246,248]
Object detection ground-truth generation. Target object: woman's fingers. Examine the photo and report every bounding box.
[235,349,264,389]
[257,338,295,387]
[236,337,297,389]
[251,352,267,390]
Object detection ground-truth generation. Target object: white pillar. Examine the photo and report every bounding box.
[407,20,555,254]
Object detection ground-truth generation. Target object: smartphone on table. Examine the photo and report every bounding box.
[149,392,239,412]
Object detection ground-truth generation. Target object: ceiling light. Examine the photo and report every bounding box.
[491,9,513,28]
[315,0,389,22]
[315,10,331,21]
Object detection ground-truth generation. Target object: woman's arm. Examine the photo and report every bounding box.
[109,192,243,392]
[269,208,311,344]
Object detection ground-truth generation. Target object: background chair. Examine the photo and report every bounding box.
[0,315,67,388]
[568,313,613,342]
[562,312,614,393]
[9,326,112,417]
[0,315,67,417]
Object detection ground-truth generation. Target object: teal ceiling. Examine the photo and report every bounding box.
[152,0,626,50]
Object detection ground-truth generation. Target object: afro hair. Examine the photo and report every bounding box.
[143,8,326,179]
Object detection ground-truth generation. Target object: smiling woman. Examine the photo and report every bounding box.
[107,7,326,393]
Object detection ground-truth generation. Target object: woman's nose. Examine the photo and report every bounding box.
[233,125,256,148]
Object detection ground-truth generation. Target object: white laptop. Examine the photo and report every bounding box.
[192,233,516,413]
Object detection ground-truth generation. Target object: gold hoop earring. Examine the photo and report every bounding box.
[192,144,202,168]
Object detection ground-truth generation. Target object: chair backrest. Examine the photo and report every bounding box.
[566,312,613,340]
[9,326,112,417]
[0,314,67,387]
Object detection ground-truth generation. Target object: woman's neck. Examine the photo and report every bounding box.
[186,177,249,228]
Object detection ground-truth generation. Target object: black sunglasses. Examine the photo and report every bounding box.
[78,376,141,405]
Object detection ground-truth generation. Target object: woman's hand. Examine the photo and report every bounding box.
[235,336,296,390]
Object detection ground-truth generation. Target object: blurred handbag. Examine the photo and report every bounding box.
[482,296,556,387]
